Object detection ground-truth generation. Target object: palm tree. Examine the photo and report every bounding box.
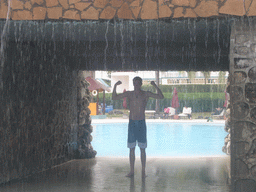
[218,71,226,84]
[202,71,211,84]
[187,71,196,84]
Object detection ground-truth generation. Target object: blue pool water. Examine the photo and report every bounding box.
[91,122,227,157]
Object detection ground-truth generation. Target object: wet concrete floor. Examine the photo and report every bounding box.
[1,156,231,192]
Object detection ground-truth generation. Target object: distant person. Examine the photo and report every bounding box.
[184,106,192,119]
[212,107,222,115]
[164,107,170,118]
[112,76,164,178]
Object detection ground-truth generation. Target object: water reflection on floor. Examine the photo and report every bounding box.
[1,156,231,192]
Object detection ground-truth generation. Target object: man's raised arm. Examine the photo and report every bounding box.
[147,81,164,99]
[112,81,128,100]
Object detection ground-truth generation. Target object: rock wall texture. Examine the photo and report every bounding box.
[0,41,95,184]
[77,71,97,158]
[229,18,256,192]
[0,0,256,21]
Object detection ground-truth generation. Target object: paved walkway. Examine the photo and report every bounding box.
[1,156,231,192]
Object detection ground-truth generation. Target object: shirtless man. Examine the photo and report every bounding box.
[112,76,164,178]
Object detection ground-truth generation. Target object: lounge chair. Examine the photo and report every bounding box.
[212,109,226,119]
[178,107,192,119]
[167,107,176,118]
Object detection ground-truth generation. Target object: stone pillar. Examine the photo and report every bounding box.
[76,71,96,158]
[230,18,256,191]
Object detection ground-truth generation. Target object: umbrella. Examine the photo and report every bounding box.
[171,87,180,109]
[123,89,127,109]
[223,91,229,108]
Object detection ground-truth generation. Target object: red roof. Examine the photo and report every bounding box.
[85,76,111,92]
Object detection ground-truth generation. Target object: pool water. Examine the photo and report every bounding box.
[91,122,227,157]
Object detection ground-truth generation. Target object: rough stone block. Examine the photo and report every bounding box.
[94,0,109,8]
[234,46,250,56]
[235,34,250,44]
[12,10,33,20]
[69,0,81,4]
[251,165,256,177]
[173,7,184,18]
[110,0,123,8]
[59,0,69,9]
[234,58,252,69]
[245,83,256,102]
[24,2,32,10]
[184,8,197,18]
[46,0,59,7]
[250,107,256,122]
[219,0,246,16]
[172,0,189,6]
[33,7,47,20]
[159,5,172,18]
[75,2,91,11]
[130,7,141,19]
[140,0,158,19]
[247,0,256,16]
[233,102,249,119]
[47,7,63,19]
[234,71,247,84]
[251,44,256,55]
[234,179,256,192]
[158,0,165,7]
[235,142,250,156]
[130,0,140,7]
[248,67,256,82]
[81,7,99,20]
[11,0,24,10]
[189,0,197,8]
[63,10,81,20]
[117,3,134,19]
[31,0,44,5]
[235,159,249,176]
[100,6,116,19]
[245,0,253,13]
[194,1,218,17]
[0,2,8,19]
[231,86,243,101]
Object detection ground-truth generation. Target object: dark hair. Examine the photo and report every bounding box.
[133,76,142,84]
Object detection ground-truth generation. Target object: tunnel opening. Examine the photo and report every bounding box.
[0,18,232,186]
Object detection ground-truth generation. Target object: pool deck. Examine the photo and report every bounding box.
[92,118,226,124]
[1,119,229,192]
[1,156,231,192]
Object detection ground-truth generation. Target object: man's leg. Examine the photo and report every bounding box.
[140,148,146,177]
[126,147,135,177]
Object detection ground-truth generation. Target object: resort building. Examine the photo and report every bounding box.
[94,71,228,92]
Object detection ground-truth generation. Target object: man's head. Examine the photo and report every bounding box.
[133,76,142,90]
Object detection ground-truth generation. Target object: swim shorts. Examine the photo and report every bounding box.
[127,119,147,149]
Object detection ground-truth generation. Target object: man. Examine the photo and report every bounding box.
[112,76,164,178]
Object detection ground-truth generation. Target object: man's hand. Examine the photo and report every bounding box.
[150,81,157,87]
[115,81,122,86]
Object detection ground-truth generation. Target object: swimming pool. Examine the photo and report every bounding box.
[91,121,227,157]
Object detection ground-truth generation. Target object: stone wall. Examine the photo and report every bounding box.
[0,41,95,184]
[0,0,256,21]
[77,71,97,158]
[229,18,256,191]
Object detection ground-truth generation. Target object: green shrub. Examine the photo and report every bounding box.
[96,91,226,113]
[142,84,226,93]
